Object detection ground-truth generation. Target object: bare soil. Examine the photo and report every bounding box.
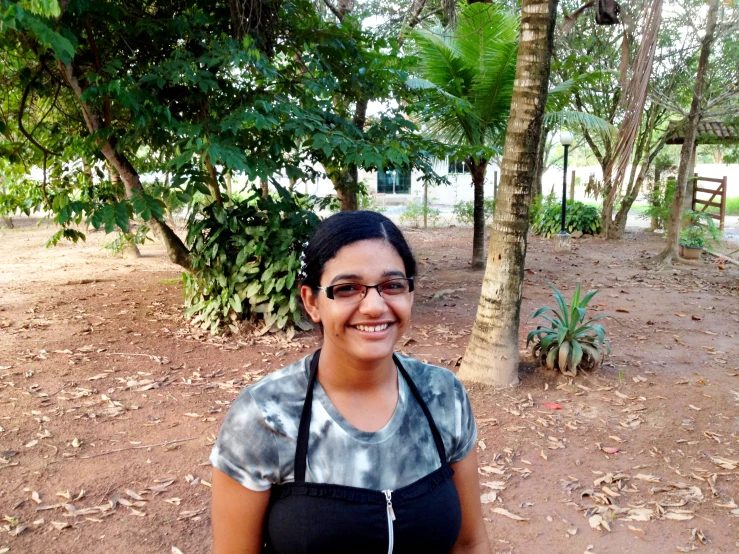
[1,218,738,554]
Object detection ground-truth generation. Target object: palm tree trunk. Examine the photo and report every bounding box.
[657,0,719,264]
[459,0,558,386]
[469,159,487,268]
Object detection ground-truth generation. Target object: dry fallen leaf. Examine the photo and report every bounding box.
[492,507,529,521]
[480,491,498,504]
[31,491,41,504]
[172,548,184,554]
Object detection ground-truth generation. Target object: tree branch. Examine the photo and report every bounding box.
[18,72,62,156]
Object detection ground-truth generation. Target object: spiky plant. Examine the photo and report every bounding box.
[526,283,611,377]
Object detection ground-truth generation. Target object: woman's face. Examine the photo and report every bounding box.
[301,239,413,365]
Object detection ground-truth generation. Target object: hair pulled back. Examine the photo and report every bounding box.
[301,211,416,289]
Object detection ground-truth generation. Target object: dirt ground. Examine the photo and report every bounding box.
[1,218,739,554]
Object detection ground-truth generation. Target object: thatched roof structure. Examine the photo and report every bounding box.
[664,119,739,145]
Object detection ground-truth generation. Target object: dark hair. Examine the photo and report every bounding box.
[301,211,416,289]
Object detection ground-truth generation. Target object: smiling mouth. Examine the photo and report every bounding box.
[353,323,391,333]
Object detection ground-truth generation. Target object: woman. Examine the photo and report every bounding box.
[211,211,490,554]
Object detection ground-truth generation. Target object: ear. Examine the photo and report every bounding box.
[300,285,322,323]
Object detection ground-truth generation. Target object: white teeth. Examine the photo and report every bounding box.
[355,323,389,333]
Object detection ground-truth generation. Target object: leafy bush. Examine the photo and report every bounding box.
[529,192,554,225]
[400,201,441,228]
[679,210,722,249]
[527,283,611,377]
[183,185,320,335]
[452,198,495,226]
[640,178,676,229]
[532,200,602,237]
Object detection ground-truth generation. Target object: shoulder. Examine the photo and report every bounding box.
[395,353,465,402]
[228,355,310,434]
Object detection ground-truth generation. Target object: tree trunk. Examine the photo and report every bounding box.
[532,126,548,200]
[108,161,141,258]
[260,178,269,198]
[0,216,13,229]
[682,144,697,211]
[336,98,369,211]
[205,155,224,206]
[468,159,487,268]
[336,165,359,211]
[657,0,719,264]
[58,60,191,270]
[459,0,558,387]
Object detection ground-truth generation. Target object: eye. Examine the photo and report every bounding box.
[332,283,365,298]
[380,279,408,294]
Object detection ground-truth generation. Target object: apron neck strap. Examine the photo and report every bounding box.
[294,350,447,483]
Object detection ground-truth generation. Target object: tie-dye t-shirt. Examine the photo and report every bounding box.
[210,352,477,492]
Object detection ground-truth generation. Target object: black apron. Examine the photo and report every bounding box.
[263,350,462,554]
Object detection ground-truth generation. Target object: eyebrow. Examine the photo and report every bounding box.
[329,270,406,285]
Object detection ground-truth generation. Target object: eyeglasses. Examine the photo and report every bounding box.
[318,278,414,302]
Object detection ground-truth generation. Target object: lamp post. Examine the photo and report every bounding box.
[554,131,574,252]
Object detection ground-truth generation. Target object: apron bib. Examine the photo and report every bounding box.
[263,350,462,554]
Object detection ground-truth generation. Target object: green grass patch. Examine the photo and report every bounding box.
[159,277,182,286]
[702,196,739,216]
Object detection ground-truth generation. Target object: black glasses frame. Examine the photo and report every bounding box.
[318,277,415,300]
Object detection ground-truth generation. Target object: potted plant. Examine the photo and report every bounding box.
[526,283,611,378]
[679,211,722,260]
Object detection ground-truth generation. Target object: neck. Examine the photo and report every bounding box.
[316,344,396,393]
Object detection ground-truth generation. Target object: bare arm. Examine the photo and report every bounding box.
[450,449,491,554]
[212,468,271,554]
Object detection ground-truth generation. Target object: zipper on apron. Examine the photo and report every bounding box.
[383,489,396,554]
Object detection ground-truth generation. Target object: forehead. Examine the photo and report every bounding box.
[321,239,405,281]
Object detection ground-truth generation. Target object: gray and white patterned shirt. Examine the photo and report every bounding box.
[210,353,477,492]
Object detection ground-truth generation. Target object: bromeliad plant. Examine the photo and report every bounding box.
[526,283,611,377]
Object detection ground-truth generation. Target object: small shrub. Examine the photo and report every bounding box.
[183,184,320,335]
[527,283,611,377]
[400,201,441,228]
[679,210,722,249]
[532,200,602,237]
[452,198,495,226]
[359,192,386,212]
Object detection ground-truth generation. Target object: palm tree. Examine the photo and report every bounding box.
[459,0,560,387]
[410,2,519,268]
[410,4,613,268]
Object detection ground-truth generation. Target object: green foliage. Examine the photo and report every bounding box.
[704,196,739,217]
[679,210,722,250]
[532,199,602,237]
[399,200,440,228]
[529,192,553,225]
[452,198,495,226]
[527,283,611,377]
[183,185,319,335]
[359,192,386,213]
[103,224,152,256]
[640,178,676,229]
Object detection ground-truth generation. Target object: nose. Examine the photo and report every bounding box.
[358,286,387,316]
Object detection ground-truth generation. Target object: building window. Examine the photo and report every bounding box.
[377,168,411,194]
[448,159,469,174]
